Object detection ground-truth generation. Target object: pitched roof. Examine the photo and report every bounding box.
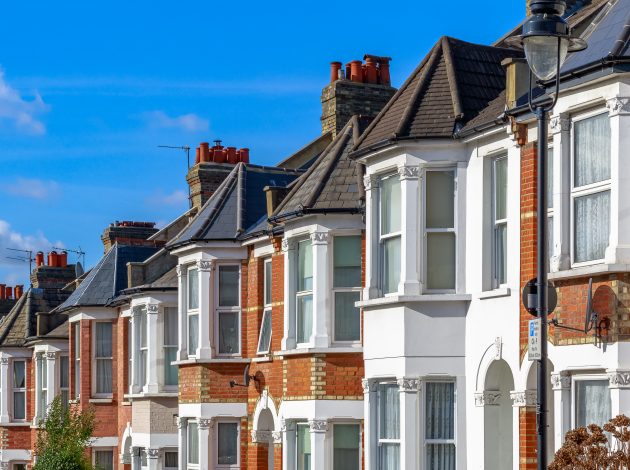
[167,163,301,248]
[270,116,368,222]
[353,37,521,154]
[56,244,159,312]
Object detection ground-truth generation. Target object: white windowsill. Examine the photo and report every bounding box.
[277,346,363,356]
[124,392,179,399]
[252,355,273,363]
[89,398,113,404]
[174,358,251,365]
[549,263,630,281]
[477,288,511,300]
[0,422,30,427]
[357,294,472,308]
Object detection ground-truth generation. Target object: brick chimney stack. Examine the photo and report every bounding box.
[321,55,397,138]
[101,221,160,254]
[30,251,77,289]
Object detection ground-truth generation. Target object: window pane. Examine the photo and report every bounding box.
[381,175,401,235]
[60,356,69,388]
[426,171,455,228]
[164,307,178,345]
[13,361,25,388]
[218,311,239,354]
[427,233,456,290]
[379,444,400,470]
[219,265,240,307]
[257,310,272,354]
[164,348,178,386]
[264,260,272,306]
[96,323,113,357]
[574,113,611,187]
[297,295,313,344]
[426,444,456,470]
[379,384,400,439]
[94,451,113,470]
[334,236,361,288]
[13,391,25,420]
[494,157,507,221]
[383,237,401,294]
[297,424,311,470]
[548,216,554,260]
[96,359,113,394]
[576,380,611,428]
[495,223,507,285]
[188,268,199,310]
[333,424,360,470]
[164,452,178,468]
[334,292,360,342]
[548,147,554,209]
[188,314,198,355]
[217,422,238,465]
[140,312,147,349]
[574,191,610,262]
[298,240,313,292]
[426,382,455,440]
[188,422,199,464]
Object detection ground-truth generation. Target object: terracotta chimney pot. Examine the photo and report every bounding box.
[35,251,44,267]
[379,58,391,86]
[59,251,68,268]
[5,287,12,300]
[195,147,201,164]
[226,147,238,164]
[48,251,59,267]
[14,285,23,300]
[350,60,363,83]
[239,148,250,164]
[365,57,378,84]
[200,142,210,162]
[330,62,342,83]
[0,285,5,300]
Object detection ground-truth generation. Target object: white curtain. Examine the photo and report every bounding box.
[334,236,361,287]
[188,268,199,310]
[218,423,238,465]
[188,314,199,355]
[218,311,239,354]
[95,323,112,394]
[333,424,360,470]
[164,307,178,386]
[298,241,313,292]
[426,382,455,470]
[383,237,401,294]
[334,292,360,341]
[575,191,610,262]
[94,450,114,470]
[188,422,199,464]
[574,113,611,187]
[219,266,239,307]
[378,384,400,470]
[381,175,401,235]
[576,380,611,427]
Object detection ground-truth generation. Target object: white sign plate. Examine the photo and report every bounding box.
[528,319,541,361]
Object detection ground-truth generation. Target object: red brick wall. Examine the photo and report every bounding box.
[519,409,537,470]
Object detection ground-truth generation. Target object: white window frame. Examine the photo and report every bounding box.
[570,109,612,267]
[378,173,402,296]
[295,421,311,470]
[296,239,313,346]
[423,167,457,293]
[331,234,362,344]
[92,321,113,398]
[74,322,80,399]
[12,359,26,422]
[163,449,178,470]
[376,381,400,467]
[187,420,200,469]
[570,373,611,429]
[127,317,132,393]
[492,155,508,288]
[37,354,48,420]
[215,263,242,357]
[331,421,362,470]
[257,258,273,354]
[139,310,148,388]
[163,306,179,390]
[547,144,554,260]
[423,380,457,469]
[60,354,69,407]
[214,419,240,469]
[187,265,199,358]
[93,448,115,470]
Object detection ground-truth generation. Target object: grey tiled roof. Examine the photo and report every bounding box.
[167,163,301,248]
[56,244,158,311]
[353,37,521,154]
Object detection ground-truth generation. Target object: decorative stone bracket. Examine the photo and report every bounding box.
[474,391,502,407]
[510,390,537,408]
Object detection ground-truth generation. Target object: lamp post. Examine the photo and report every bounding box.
[506,1,586,468]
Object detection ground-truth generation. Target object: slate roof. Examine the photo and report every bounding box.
[56,244,158,312]
[167,163,301,248]
[270,116,369,222]
[353,37,522,155]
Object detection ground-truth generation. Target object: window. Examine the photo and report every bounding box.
[572,112,611,264]
[12,360,26,421]
[60,355,69,408]
[12,464,26,470]
[492,156,508,286]
[188,421,199,468]
[425,170,456,291]
[164,307,178,387]
[548,147,554,259]
[74,323,80,399]
[217,265,240,355]
[296,423,311,470]
[94,450,114,470]
[37,354,48,419]
[379,174,401,294]
[94,322,113,396]
[139,309,148,387]
[296,240,313,344]
[217,422,239,467]
[127,317,132,392]
[333,236,361,342]
[574,378,611,428]
[164,450,178,470]
[377,383,400,469]
[257,259,273,354]
[188,267,199,356]
[333,424,360,470]
[425,382,456,470]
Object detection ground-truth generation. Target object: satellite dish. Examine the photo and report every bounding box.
[585,277,594,332]
[243,364,251,387]
[75,262,84,277]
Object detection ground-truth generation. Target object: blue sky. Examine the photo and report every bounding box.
[0,0,523,286]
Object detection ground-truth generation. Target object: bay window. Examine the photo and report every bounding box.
[13,360,26,421]
[425,382,456,470]
[187,267,199,356]
[492,156,508,287]
[425,170,456,291]
[139,310,148,386]
[188,421,199,469]
[379,174,401,294]
[216,265,241,355]
[60,355,69,407]
[74,323,80,399]
[296,240,313,344]
[574,377,611,428]
[164,307,178,386]
[257,259,272,354]
[216,421,239,468]
[94,322,113,396]
[333,423,360,470]
[377,383,400,469]
[333,236,361,342]
[548,147,554,259]
[37,354,47,419]
[572,112,611,264]
[296,423,311,470]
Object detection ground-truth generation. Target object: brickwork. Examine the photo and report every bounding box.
[186,162,237,209]
[519,408,537,470]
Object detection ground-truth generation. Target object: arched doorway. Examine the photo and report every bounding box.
[252,391,281,470]
[484,359,514,470]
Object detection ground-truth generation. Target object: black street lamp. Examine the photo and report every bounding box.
[506,1,586,469]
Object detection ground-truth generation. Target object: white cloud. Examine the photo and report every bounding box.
[141,110,209,133]
[4,178,60,200]
[0,219,62,268]
[0,68,49,135]
[147,189,188,207]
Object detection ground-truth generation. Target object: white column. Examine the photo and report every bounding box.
[144,304,160,393]
[282,419,296,470]
[0,356,10,423]
[398,166,421,295]
[363,175,379,300]
[198,418,212,470]
[311,231,330,348]
[145,448,159,470]
[608,369,630,420]
[176,265,188,361]
[398,377,420,469]
[130,306,142,394]
[605,97,630,264]
[177,417,187,470]
[309,419,328,470]
[197,260,214,359]
[551,372,571,451]
[550,114,571,272]
[363,379,377,470]
[45,352,56,407]
[282,239,297,350]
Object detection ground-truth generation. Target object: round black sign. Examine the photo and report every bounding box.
[522,278,557,316]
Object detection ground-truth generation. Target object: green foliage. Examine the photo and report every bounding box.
[33,396,95,470]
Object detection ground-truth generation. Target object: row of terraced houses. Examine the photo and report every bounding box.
[2,0,630,468]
